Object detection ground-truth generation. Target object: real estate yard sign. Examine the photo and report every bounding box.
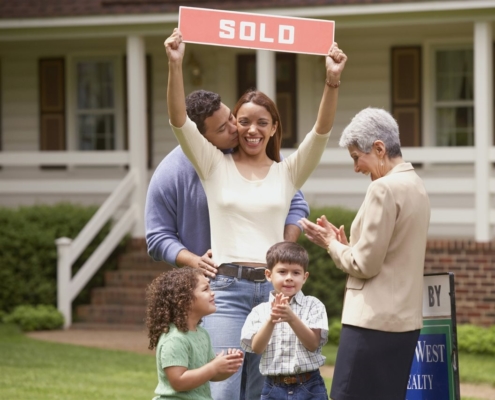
[406,273,461,400]
[178,7,335,56]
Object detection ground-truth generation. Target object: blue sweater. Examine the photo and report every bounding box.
[145,146,309,266]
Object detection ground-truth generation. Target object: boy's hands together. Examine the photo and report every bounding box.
[270,293,294,323]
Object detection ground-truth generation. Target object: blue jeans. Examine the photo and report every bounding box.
[262,370,328,400]
[202,274,273,400]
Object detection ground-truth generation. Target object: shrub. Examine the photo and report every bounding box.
[457,324,495,355]
[3,305,64,331]
[298,206,357,320]
[328,319,342,345]
[0,203,127,314]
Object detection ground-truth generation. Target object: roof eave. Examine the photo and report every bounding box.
[1,0,495,30]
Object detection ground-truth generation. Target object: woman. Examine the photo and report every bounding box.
[165,28,347,400]
[300,107,431,400]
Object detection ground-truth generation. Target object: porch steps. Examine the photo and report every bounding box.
[74,238,173,327]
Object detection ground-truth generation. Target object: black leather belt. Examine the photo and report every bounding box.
[267,372,313,385]
[217,263,267,282]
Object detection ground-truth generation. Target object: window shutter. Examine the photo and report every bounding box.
[0,59,2,153]
[391,47,422,147]
[123,55,152,169]
[39,58,65,150]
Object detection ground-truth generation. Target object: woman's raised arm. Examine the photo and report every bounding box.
[165,28,187,128]
[314,43,347,135]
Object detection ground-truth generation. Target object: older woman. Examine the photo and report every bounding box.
[299,108,430,400]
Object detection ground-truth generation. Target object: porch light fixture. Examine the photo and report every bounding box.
[187,52,203,86]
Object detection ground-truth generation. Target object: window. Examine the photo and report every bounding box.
[76,60,116,150]
[434,47,474,146]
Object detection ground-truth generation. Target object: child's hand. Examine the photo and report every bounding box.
[211,349,244,375]
[270,300,295,324]
[226,348,244,359]
[271,293,289,310]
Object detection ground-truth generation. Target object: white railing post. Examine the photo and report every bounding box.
[256,50,276,101]
[127,35,148,238]
[474,21,493,242]
[56,237,73,329]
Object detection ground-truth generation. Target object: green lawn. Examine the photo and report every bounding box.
[1,324,493,399]
[0,324,157,399]
[458,352,495,386]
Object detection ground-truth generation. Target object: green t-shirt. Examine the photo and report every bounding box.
[153,323,216,400]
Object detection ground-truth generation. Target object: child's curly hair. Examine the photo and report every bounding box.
[146,267,203,350]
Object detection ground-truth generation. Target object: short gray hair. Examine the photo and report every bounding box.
[339,107,402,158]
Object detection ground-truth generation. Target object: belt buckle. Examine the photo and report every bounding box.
[283,376,291,385]
[253,267,267,282]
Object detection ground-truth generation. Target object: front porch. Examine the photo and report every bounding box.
[1,1,494,328]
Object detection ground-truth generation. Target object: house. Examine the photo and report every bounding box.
[1,0,494,326]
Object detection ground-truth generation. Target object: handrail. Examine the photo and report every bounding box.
[68,170,136,265]
[70,205,138,302]
[56,170,138,328]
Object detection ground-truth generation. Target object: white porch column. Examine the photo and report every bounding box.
[474,21,493,242]
[126,35,147,237]
[256,50,276,100]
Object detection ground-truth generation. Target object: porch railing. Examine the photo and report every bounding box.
[282,146,495,240]
[0,151,138,328]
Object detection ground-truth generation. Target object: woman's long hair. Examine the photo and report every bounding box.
[233,89,282,162]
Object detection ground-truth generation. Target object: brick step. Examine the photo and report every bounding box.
[76,304,147,325]
[125,238,147,252]
[118,251,173,271]
[104,270,163,288]
[91,287,147,306]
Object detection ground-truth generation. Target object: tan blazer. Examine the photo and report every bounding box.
[328,162,430,332]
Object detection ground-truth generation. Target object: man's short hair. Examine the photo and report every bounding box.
[185,90,222,134]
[266,242,309,271]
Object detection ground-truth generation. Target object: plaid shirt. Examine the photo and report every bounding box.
[241,290,328,375]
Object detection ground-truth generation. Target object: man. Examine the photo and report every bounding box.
[145,89,309,275]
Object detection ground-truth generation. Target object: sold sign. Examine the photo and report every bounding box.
[179,7,335,56]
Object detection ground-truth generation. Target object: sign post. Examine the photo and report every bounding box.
[406,273,461,400]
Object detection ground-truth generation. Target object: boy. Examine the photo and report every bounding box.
[240,242,329,400]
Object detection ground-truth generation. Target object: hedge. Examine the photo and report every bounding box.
[0,203,126,314]
[3,305,64,331]
[457,324,495,356]
[298,206,357,320]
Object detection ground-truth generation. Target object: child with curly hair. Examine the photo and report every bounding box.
[146,267,244,399]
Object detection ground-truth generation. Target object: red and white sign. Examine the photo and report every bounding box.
[178,7,335,56]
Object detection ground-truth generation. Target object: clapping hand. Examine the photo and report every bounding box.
[299,215,348,249]
[270,292,293,323]
[212,348,244,375]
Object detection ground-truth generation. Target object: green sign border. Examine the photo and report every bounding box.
[420,318,456,399]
